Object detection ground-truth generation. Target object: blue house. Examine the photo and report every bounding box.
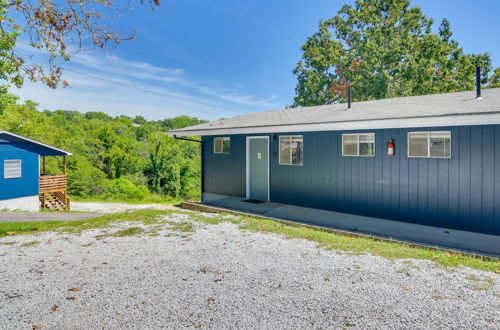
[169,87,500,236]
[0,131,72,211]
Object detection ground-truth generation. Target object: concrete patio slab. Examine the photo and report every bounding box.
[204,196,500,258]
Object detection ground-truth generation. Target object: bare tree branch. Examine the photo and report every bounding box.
[0,0,160,88]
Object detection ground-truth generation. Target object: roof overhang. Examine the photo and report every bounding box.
[0,131,73,156]
[167,112,500,137]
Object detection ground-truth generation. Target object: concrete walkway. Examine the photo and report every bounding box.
[0,212,103,223]
[203,196,500,258]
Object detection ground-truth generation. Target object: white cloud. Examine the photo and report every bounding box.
[197,86,279,108]
[11,44,282,120]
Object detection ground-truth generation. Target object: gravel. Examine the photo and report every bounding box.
[0,212,499,329]
[70,202,178,213]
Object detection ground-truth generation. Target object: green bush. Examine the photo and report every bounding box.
[68,157,109,197]
[103,178,150,201]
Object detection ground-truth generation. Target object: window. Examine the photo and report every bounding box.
[408,131,451,158]
[214,137,230,154]
[342,133,375,157]
[279,135,303,165]
[4,159,22,179]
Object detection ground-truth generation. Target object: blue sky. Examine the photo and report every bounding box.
[12,0,500,121]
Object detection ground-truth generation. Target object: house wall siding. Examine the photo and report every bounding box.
[202,135,246,198]
[0,143,39,200]
[202,124,500,236]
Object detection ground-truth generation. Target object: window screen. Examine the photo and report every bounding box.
[214,137,230,154]
[359,133,375,156]
[408,131,451,158]
[4,159,22,179]
[279,135,303,165]
[342,133,375,157]
[429,132,451,158]
[342,134,358,156]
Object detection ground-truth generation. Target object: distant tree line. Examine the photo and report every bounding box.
[0,88,206,202]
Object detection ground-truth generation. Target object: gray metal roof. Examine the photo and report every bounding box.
[169,88,500,136]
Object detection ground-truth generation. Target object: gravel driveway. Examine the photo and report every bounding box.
[70,202,178,213]
[0,212,499,329]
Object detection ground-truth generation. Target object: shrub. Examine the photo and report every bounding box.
[103,177,150,201]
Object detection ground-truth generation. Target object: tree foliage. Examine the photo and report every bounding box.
[490,68,500,88]
[0,90,206,202]
[0,0,160,88]
[292,0,497,107]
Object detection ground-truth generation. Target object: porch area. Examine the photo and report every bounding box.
[39,156,70,211]
[197,193,500,258]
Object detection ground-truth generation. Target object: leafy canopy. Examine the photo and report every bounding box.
[292,0,495,107]
[0,0,160,88]
[0,90,206,202]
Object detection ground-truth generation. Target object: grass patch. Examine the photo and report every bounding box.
[190,213,500,273]
[189,213,241,225]
[166,221,194,233]
[110,227,144,237]
[466,274,481,281]
[1,208,499,273]
[21,241,39,247]
[244,216,500,272]
[0,209,184,238]
[466,276,495,291]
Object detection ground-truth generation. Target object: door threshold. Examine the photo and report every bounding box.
[243,199,266,204]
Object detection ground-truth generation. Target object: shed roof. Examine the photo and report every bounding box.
[168,88,500,136]
[0,131,72,156]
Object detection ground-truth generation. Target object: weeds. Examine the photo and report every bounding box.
[189,213,241,225]
[21,241,39,247]
[467,276,495,291]
[111,227,145,237]
[0,210,182,238]
[165,221,193,233]
[1,208,499,273]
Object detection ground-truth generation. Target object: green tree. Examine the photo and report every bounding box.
[145,133,169,194]
[0,85,18,114]
[292,0,492,107]
[0,0,160,88]
[159,115,207,131]
[0,88,203,201]
[489,68,500,88]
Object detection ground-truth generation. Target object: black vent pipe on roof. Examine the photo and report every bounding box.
[476,66,482,99]
[347,85,352,110]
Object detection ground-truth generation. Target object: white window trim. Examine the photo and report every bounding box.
[407,131,451,159]
[4,159,22,179]
[278,135,304,166]
[213,137,231,154]
[342,133,375,157]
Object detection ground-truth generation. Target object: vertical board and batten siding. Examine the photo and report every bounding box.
[202,124,500,236]
[202,135,246,198]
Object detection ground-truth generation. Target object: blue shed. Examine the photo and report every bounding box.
[170,87,500,236]
[0,131,72,211]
